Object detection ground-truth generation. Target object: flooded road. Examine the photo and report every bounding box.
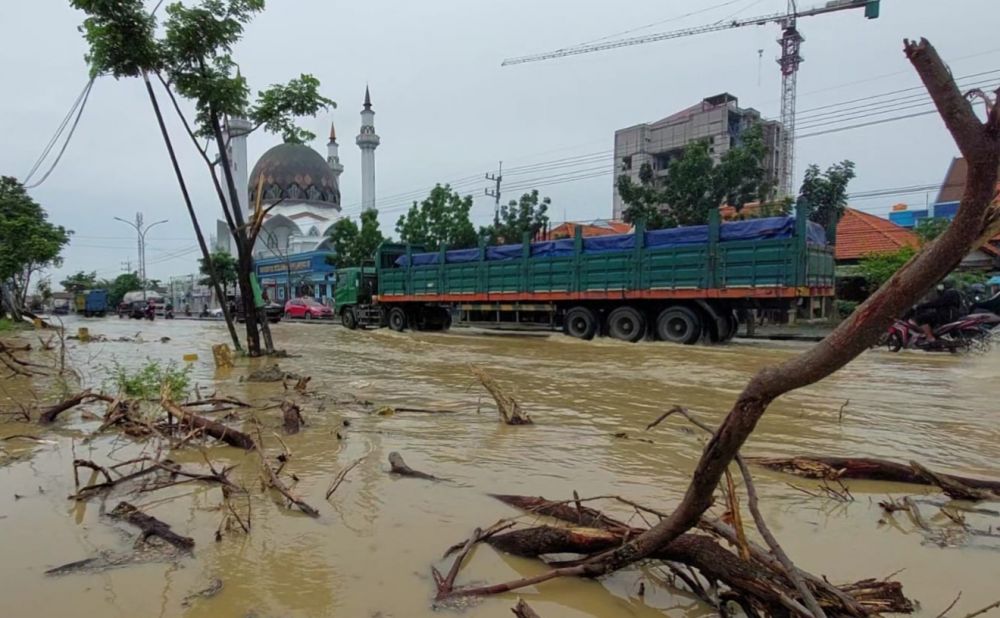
[2,316,999,617]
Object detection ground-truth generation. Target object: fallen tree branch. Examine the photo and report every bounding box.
[511,599,541,618]
[471,366,532,425]
[109,501,194,550]
[38,390,113,424]
[161,397,255,450]
[748,456,1000,496]
[325,452,368,499]
[389,451,444,481]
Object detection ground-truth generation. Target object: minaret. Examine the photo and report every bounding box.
[326,120,344,181]
[223,116,251,252]
[356,86,380,212]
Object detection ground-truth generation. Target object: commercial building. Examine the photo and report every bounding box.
[612,93,782,219]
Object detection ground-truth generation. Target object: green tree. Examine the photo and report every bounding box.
[800,160,856,228]
[0,177,71,318]
[915,217,950,243]
[483,190,551,244]
[198,250,238,297]
[396,184,478,251]
[60,271,98,293]
[328,209,384,267]
[616,125,771,228]
[71,0,334,356]
[856,246,917,288]
[103,272,143,307]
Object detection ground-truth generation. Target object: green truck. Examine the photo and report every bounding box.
[332,206,835,344]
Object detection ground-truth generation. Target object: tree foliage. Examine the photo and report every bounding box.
[198,250,238,295]
[616,125,771,229]
[856,246,917,288]
[482,190,550,244]
[0,177,70,316]
[915,216,950,243]
[801,160,856,228]
[60,271,99,293]
[328,209,384,267]
[102,272,143,307]
[396,185,478,251]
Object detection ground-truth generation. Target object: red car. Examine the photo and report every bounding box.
[284,297,333,320]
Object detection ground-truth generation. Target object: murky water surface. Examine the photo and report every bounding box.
[1,317,998,617]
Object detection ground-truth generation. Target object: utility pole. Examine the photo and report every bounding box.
[114,212,168,299]
[121,259,133,273]
[485,161,502,223]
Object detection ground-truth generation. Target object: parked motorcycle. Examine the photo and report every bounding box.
[886,312,1000,352]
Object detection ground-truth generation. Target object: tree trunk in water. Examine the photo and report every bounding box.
[208,107,265,356]
[1,283,24,323]
[141,74,242,353]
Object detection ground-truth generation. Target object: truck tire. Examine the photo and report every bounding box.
[388,307,407,332]
[607,306,646,342]
[563,306,597,340]
[341,307,358,330]
[656,306,702,345]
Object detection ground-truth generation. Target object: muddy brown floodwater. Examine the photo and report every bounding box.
[1,316,999,617]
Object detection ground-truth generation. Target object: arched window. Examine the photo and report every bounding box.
[265,184,282,200]
[307,185,322,201]
[286,184,303,200]
[308,226,320,237]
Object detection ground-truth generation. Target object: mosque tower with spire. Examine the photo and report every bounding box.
[326,121,344,182]
[356,86,380,212]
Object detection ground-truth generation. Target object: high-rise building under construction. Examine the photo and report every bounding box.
[612,93,782,220]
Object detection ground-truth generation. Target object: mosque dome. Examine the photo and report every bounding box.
[248,143,341,209]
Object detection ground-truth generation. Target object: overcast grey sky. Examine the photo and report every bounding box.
[2,0,998,286]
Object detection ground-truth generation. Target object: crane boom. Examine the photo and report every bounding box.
[501,0,880,197]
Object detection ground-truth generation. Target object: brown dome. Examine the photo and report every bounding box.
[248,143,340,209]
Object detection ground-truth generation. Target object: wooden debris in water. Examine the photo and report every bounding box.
[388,451,444,481]
[470,366,532,425]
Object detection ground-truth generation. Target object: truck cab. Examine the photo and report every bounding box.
[333,263,382,329]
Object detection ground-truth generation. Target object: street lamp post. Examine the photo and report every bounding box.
[114,213,168,300]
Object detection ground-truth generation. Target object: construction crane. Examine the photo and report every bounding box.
[502,0,881,197]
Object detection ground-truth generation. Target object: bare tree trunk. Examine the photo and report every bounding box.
[141,73,242,353]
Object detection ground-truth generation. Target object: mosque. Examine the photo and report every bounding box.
[216,87,380,303]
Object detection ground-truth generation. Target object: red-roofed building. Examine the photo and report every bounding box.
[544,220,632,240]
[834,207,920,263]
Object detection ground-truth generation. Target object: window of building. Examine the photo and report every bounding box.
[307,186,322,201]
[287,184,303,200]
[621,155,632,171]
[308,226,319,237]
[265,184,282,200]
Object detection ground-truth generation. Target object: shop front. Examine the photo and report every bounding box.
[255,251,336,305]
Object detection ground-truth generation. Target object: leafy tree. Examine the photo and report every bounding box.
[198,250,238,297]
[396,184,478,251]
[37,279,53,306]
[0,177,71,318]
[800,160,856,228]
[103,272,143,307]
[60,271,99,293]
[856,246,916,288]
[915,217,950,243]
[328,209,384,267]
[616,125,771,229]
[482,190,551,244]
[71,0,334,356]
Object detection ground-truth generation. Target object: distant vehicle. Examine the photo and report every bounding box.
[209,302,283,323]
[74,289,109,317]
[52,300,71,315]
[886,312,1000,353]
[284,297,333,320]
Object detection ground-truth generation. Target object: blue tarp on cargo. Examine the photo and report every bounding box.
[394,216,828,266]
[530,239,575,258]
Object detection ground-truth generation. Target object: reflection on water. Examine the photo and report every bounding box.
[1,316,998,617]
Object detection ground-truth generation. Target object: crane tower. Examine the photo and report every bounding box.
[502,0,881,197]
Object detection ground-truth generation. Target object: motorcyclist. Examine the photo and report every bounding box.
[912,278,963,341]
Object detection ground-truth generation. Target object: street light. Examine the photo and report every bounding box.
[114,213,168,299]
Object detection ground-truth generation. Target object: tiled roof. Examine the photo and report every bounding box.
[835,207,919,261]
[546,220,632,240]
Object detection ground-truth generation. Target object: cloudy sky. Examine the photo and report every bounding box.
[2,0,997,286]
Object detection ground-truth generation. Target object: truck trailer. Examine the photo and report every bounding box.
[333,207,835,344]
[73,289,109,317]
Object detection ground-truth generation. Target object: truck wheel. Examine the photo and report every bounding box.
[563,306,597,340]
[656,306,702,345]
[388,307,407,332]
[341,307,358,330]
[607,306,646,343]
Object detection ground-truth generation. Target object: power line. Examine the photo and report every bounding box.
[25,78,95,189]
